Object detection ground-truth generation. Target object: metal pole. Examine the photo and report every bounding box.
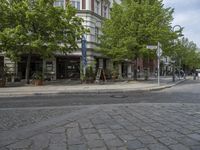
[179,59,181,79]
[172,63,175,82]
[83,66,86,77]
[157,42,160,86]
[158,57,160,86]
[172,25,182,82]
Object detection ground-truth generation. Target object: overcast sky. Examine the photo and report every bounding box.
[163,0,200,48]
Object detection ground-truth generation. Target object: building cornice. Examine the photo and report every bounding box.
[77,10,104,20]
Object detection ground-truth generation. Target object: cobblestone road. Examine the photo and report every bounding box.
[1,103,200,150]
[0,106,86,131]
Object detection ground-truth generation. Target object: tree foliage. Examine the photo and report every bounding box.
[98,0,175,61]
[0,0,86,58]
[0,0,87,83]
[173,37,200,69]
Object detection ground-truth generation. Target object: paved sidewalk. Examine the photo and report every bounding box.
[0,77,185,97]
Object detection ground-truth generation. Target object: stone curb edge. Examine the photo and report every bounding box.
[0,79,186,98]
[148,79,185,91]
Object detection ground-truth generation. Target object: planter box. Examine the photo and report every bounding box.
[0,79,6,87]
[33,80,43,86]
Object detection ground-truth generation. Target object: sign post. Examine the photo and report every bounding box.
[147,42,162,86]
[157,42,162,86]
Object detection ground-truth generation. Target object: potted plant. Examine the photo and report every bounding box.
[86,66,95,83]
[32,72,44,86]
[105,69,111,79]
[111,68,118,80]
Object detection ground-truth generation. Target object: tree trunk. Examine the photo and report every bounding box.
[25,52,32,84]
[134,57,138,80]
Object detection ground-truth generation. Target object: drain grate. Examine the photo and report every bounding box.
[110,95,128,98]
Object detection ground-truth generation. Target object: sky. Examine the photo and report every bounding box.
[163,0,200,48]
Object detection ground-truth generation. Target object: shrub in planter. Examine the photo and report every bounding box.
[105,69,111,79]
[111,68,118,80]
[32,72,44,86]
[86,66,95,83]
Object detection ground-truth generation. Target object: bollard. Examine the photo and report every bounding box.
[194,74,196,80]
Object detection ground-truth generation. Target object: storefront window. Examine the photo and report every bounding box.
[95,0,99,14]
[46,61,53,72]
[56,57,80,79]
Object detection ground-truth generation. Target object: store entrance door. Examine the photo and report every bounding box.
[122,62,128,78]
[56,57,80,79]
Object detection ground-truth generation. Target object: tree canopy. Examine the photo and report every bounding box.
[0,0,87,83]
[98,0,176,62]
[0,0,86,59]
[172,37,200,70]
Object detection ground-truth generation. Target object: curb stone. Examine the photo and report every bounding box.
[148,79,185,91]
[0,79,186,98]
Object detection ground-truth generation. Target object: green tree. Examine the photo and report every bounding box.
[98,0,175,79]
[174,37,200,71]
[0,0,86,83]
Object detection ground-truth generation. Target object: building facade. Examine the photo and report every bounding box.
[1,0,157,82]
[52,0,114,80]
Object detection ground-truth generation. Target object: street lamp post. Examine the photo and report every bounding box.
[171,60,175,82]
[172,25,182,82]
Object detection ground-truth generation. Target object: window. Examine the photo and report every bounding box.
[71,0,80,10]
[104,6,107,18]
[54,0,65,7]
[95,27,99,42]
[46,61,53,72]
[95,0,99,14]
[77,1,80,9]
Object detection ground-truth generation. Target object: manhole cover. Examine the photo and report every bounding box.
[110,95,128,98]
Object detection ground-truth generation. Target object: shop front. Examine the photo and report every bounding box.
[17,55,43,79]
[56,56,80,79]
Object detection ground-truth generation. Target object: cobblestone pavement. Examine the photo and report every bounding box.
[1,103,200,150]
[0,106,86,131]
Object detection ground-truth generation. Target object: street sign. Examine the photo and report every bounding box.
[147,42,163,86]
[156,48,162,57]
[146,45,157,50]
